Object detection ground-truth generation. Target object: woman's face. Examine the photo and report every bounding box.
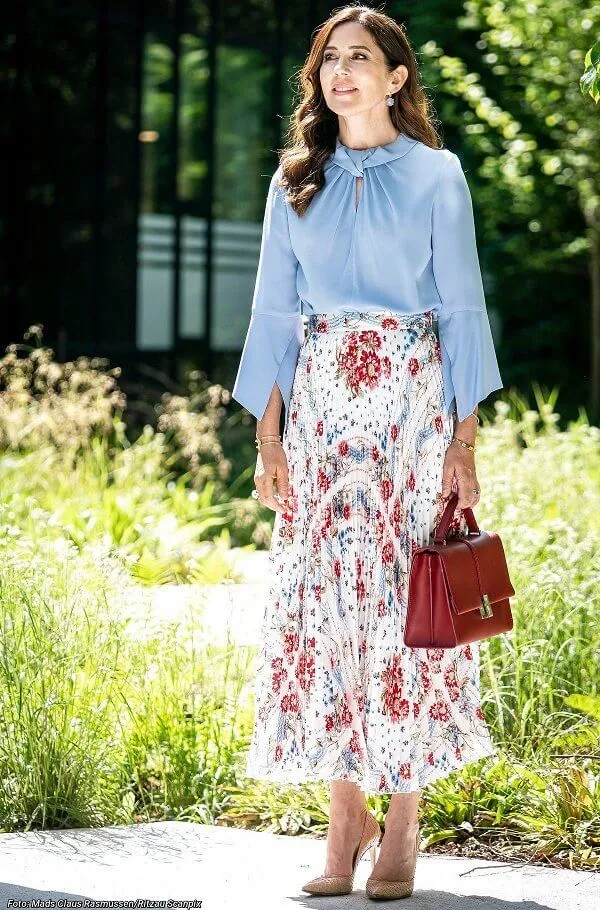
[319,21,404,116]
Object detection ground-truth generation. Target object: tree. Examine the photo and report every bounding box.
[421,0,600,422]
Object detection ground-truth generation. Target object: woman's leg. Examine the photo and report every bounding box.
[370,790,421,879]
[321,780,368,875]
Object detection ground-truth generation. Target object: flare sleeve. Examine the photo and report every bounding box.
[431,152,504,423]
[231,165,304,421]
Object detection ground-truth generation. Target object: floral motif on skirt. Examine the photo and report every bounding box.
[245,308,497,794]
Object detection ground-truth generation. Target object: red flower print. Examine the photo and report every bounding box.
[343,502,351,520]
[390,423,399,442]
[434,339,442,363]
[444,666,461,701]
[380,477,393,500]
[427,752,435,765]
[325,714,335,732]
[349,729,361,754]
[357,578,366,601]
[464,644,473,660]
[381,317,399,329]
[291,410,297,424]
[376,598,386,617]
[281,690,300,713]
[284,631,300,663]
[413,702,420,717]
[382,355,392,377]
[340,698,353,728]
[358,349,382,389]
[271,656,288,694]
[372,445,380,461]
[429,698,451,722]
[316,420,323,436]
[434,415,443,433]
[334,559,341,578]
[275,744,283,761]
[379,774,387,790]
[296,650,315,691]
[317,468,329,492]
[407,471,416,491]
[408,357,420,376]
[338,439,349,455]
[382,540,395,563]
[399,762,411,779]
[316,319,329,332]
[427,648,445,662]
[475,706,486,720]
[381,654,410,722]
[314,583,323,602]
[358,329,382,349]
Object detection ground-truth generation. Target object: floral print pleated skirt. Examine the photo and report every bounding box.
[245,308,497,794]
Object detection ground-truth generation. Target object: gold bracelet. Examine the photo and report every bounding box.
[255,439,283,450]
[254,433,281,442]
[452,435,476,452]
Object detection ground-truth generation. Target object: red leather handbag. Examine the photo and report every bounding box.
[404,492,515,648]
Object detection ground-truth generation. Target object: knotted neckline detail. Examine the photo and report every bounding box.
[326,133,418,176]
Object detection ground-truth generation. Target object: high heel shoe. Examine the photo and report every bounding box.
[301,808,381,896]
[365,825,420,900]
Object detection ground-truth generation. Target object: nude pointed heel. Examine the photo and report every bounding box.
[301,808,381,896]
[368,841,378,871]
[365,826,420,901]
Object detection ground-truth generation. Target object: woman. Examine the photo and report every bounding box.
[231,4,503,901]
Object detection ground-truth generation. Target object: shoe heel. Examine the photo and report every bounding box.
[368,842,377,871]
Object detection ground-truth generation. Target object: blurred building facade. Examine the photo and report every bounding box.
[1,1,332,388]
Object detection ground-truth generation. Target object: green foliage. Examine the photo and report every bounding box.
[581,40,600,101]
[414,0,600,420]
[0,326,271,579]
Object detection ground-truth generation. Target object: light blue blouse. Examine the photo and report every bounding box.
[232,132,504,424]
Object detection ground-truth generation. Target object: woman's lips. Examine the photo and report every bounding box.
[333,87,358,94]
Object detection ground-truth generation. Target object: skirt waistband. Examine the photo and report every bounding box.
[306,309,435,333]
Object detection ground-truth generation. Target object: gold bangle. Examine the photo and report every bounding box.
[452,435,476,452]
[255,440,283,450]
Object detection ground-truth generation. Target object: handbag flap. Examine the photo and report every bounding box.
[436,531,515,615]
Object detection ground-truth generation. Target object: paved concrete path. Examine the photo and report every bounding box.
[0,821,597,909]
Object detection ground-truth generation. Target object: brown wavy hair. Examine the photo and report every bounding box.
[277,4,442,217]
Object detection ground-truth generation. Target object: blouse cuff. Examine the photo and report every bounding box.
[438,308,504,423]
[231,310,305,421]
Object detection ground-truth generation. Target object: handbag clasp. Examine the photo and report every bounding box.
[479,594,493,618]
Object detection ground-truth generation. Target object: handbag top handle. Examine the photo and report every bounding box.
[433,492,480,544]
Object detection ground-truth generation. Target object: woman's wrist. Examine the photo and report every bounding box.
[454,409,478,446]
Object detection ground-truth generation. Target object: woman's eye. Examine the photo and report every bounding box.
[323,53,366,61]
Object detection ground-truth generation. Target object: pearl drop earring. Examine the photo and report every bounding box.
[386,93,395,106]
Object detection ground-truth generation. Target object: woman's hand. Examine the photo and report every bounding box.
[254,442,293,513]
[441,442,481,510]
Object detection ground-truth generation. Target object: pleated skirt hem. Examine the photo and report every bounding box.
[244,737,498,795]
